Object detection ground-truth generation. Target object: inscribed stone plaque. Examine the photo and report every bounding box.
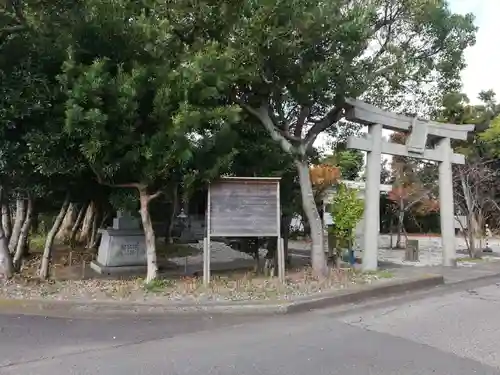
[97,231,147,267]
[406,121,429,154]
[209,180,279,237]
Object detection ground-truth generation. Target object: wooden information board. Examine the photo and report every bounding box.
[203,177,284,285]
[209,178,280,237]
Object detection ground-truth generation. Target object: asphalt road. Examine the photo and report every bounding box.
[3,279,500,374]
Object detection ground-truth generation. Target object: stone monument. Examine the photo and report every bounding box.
[90,211,147,275]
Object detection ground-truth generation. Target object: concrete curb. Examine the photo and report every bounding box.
[284,275,444,314]
[0,275,445,318]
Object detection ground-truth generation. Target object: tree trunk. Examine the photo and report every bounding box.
[469,214,481,258]
[56,203,77,242]
[13,195,34,270]
[0,188,14,278]
[460,171,481,258]
[296,160,327,278]
[69,202,88,248]
[2,203,12,241]
[87,207,99,249]
[9,198,26,253]
[138,187,159,283]
[39,195,70,280]
[395,210,404,248]
[164,184,178,244]
[78,201,95,244]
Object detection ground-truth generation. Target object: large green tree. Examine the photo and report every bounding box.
[59,0,240,282]
[216,0,476,276]
[0,0,79,278]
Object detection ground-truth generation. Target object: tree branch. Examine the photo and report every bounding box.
[148,190,163,201]
[304,103,345,150]
[89,164,142,189]
[293,106,310,138]
[239,101,296,154]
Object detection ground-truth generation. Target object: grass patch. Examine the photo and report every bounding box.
[376,270,395,279]
[143,278,177,293]
[29,234,47,251]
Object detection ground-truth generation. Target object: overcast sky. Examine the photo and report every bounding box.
[449,0,499,103]
[315,1,496,154]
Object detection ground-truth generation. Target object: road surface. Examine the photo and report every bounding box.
[3,279,500,374]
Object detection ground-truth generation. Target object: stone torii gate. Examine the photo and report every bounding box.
[345,99,475,271]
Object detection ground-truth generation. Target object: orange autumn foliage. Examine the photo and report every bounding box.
[309,164,341,187]
[388,185,439,214]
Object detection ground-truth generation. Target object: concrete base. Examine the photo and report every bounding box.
[90,261,147,276]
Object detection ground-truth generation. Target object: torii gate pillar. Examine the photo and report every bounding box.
[437,138,456,266]
[362,123,383,271]
[344,99,475,271]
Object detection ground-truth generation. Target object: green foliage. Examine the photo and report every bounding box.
[218,0,477,155]
[108,190,139,213]
[434,90,500,160]
[322,150,364,181]
[0,0,85,202]
[479,115,500,157]
[58,0,241,190]
[327,183,364,245]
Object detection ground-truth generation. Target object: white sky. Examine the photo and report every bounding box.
[450,0,500,103]
[316,0,497,155]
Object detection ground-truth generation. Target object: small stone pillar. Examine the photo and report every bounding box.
[405,239,419,262]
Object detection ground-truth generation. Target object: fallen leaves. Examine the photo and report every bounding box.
[0,267,390,303]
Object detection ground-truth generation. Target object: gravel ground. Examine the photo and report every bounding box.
[376,235,500,267]
[168,240,267,267]
[0,267,391,303]
[290,235,500,267]
[4,234,495,305]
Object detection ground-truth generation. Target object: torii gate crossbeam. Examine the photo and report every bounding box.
[345,99,475,271]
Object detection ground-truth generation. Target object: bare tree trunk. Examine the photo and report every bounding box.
[39,195,70,280]
[460,171,481,258]
[138,187,160,283]
[78,201,95,244]
[472,214,483,258]
[296,160,327,278]
[56,203,77,242]
[87,207,99,249]
[2,203,12,241]
[396,210,404,248]
[0,188,14,278]
[69,202,88,248]
[9,198,26,253]
[13,195,34,270]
